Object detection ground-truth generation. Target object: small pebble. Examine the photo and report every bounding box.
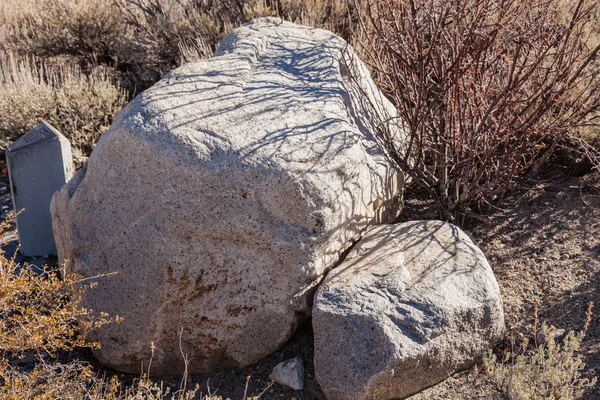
[584,261,600,272]
[269,357,305,391]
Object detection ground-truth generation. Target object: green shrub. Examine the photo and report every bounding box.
[480,305,596,399]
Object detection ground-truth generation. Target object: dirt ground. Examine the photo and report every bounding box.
[409,168,600,399]
[2,167,599,399]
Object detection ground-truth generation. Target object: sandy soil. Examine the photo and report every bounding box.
[410,169,600,399]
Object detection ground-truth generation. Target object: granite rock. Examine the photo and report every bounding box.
[313,220,505,400]
[51,18,404,375]
[269,357,305,391]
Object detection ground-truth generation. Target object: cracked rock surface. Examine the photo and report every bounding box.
[313,220,505,400]
[50,18,404,375]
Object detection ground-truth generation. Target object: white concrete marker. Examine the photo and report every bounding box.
[6,121,74,256]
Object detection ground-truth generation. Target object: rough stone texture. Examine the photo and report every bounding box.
[269,357,305,391]
[51,18,403,375]
[313,220,505,400]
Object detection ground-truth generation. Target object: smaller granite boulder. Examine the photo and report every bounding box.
[313,220,505,400]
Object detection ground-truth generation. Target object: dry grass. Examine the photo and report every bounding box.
[1,0,354,90]
[0,51,127,161]
[0,0,356,157]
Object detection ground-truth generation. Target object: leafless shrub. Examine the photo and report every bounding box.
[353,0,600,224]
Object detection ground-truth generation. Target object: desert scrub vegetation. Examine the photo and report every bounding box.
[0,52,127,162]
[479,304,597,399]
[1,0,600,179]
[0,213,118,397]
[0,0,125,62]
[0,0,356,93]
[352,0,600,224]
[0,0,599,398]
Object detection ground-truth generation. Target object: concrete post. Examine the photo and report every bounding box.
[6,121,74,257]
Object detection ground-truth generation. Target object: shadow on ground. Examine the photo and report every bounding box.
[478,169,600,399]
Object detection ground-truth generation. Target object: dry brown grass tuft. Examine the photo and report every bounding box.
[0,51,127,160]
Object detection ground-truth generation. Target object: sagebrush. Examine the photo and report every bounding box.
[480,304,596,399]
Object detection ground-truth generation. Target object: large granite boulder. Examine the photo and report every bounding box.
[313,220,505,400]
[51,18,403,375]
